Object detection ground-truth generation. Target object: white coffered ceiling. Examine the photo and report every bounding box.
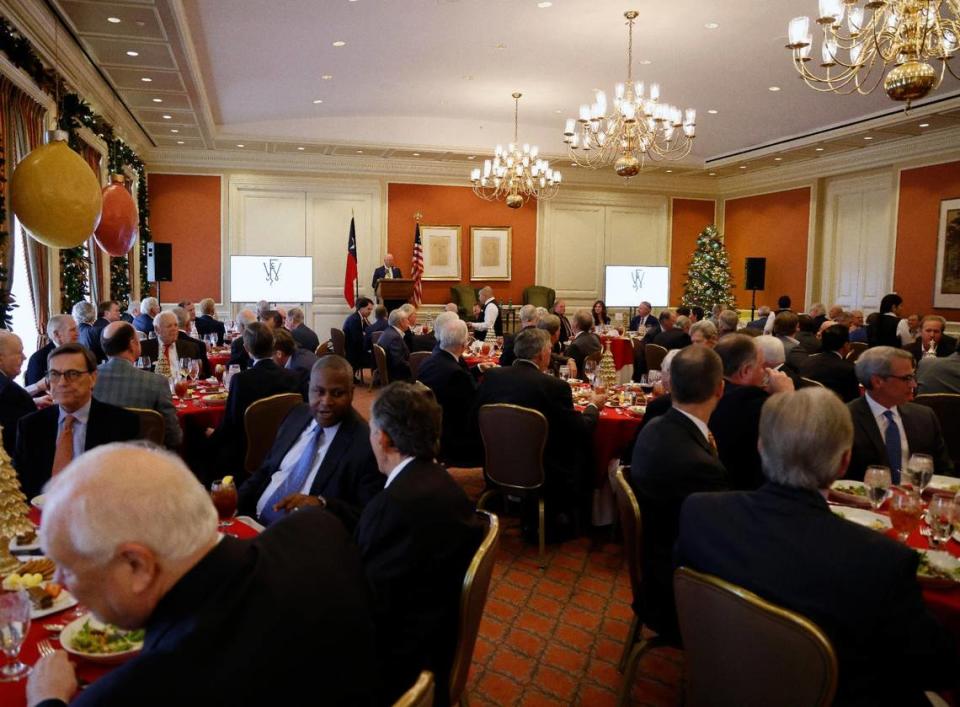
[48,0,960,174]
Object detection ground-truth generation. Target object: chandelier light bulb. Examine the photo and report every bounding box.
[789,16,811,46]
[848,7,864,33]
[818,0,843,23]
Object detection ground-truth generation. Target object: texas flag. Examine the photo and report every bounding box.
[343,216,358,308]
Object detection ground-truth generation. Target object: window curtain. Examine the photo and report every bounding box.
[1,78,50,348]
[79,143,103,304]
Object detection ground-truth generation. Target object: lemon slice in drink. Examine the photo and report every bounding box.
[221,475,234,486]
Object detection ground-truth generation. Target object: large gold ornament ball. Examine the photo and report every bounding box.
[614,154,641,178]
[11,140,103,249]
[506,194,524,209]
[884,60,936,102]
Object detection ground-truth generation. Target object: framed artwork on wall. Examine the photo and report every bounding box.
[420,225,461,280]
[470,226,511,281]
[934,198,960,309]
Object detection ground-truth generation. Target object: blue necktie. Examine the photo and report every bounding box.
[883,410,902,484]
[259,425,324,526]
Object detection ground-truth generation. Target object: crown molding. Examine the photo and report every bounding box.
[0,0,152,152]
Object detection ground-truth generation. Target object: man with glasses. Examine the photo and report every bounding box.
[845,346,954,482]
[13,343,139,498]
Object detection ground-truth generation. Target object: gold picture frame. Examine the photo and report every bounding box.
[934,198,960,309]
[470,226,512,281]
[420,225,462,281]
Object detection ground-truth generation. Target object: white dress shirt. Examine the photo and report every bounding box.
[887,313,914,347]
[865,392,909,471]
[676,407,713,447]
[384,455,415,488]
[255,420,341,516]
[58,399,91,460]
[473,299,498,331]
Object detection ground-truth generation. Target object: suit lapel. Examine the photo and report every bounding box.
[309,413,357,495]
[898,405,923,452]
[853,399,887,460]
[669,408,715,458]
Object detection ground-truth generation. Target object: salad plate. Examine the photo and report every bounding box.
[61,615,145,665]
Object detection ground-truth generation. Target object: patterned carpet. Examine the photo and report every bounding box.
[353,386,683,706]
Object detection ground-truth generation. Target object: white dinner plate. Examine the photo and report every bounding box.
[60,614,144,665]
[917,550,960,587]
[31,585,78,620]
[829,505,891,531]
[926,475,960,494]
[829,480,868,496]
[11,533,41,553]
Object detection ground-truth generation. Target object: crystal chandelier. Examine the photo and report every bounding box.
[562,10,696,178]
[470,92,561,209]
[786,0,959,107]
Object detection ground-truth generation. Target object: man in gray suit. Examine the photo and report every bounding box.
[917,352,960,395]
[94,322,182,449]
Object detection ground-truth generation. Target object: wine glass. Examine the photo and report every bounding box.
[583,359,597,386]
[0,589,32,682]
[904,453,934,495]
[889,490,922,542]
[210,478,238,528]
[927,495,956,548]
[863,466,892,510]
[188,358,201,383]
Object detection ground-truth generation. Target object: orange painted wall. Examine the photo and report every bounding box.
[894,160,960,319]
[386,183,537,304]
[723,188,811,309]
[147,174,221,302]
[670,199,716,305]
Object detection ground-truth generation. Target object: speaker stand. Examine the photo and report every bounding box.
[750,289,757,321]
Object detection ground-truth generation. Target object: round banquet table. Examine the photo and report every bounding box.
[0,511,261,707]
[208,351,231,367]
[175,394,227,431]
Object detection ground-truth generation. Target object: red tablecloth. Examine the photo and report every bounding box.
[599,336,634,371]
[590,405,643,485]
[1,518,259,706]
[208,352,230,367]
[462,353,501,368]
[175,395,226,431]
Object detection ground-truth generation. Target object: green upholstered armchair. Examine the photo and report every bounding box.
[522,286,556,311]
[450,285,479,320]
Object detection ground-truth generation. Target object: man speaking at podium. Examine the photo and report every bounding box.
[371,254,403,298]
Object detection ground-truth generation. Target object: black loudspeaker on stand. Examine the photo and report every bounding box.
[744,257,766,320]
[146,242,173,301]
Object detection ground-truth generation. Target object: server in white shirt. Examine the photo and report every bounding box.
[470,286,503,337]
[238,355,383,527]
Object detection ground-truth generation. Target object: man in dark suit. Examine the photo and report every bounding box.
[14,343,139,499]
[140,311,208,376]
[85,300,121,364]
[651,310,692,350]
[566,308,602,377]
[239,355,383,528]
[173,306,212,378]
[358,382,483,705]
[799,324,860,402]
[27,444,378,707]
[229,309,257,371]
[847,346,954,482]
[773,310,809,374]
[477,328,603,524]
[195,297,226,345]
[133,296,160,336]
[795,313,822,354]
[416,315,484,466]
[552,299,573,345]
[630,345,729,643]
[629,301,660,336]
[371,253,403,296]
[208,322,305,475]
[342,296,373,375]
[917,351,960,394]
[377,308,412,382]
[72,300,105,364]
[709,335,794,491]
[868,292,909,348]
[362,305,389,365]
[272,327,316,397]
[26,314,78,387]
[746,305,770,330]
[904,315,957,363]
[0,332,37,457]
[498,304,539,367]
[808,302,827,331]
[285,306,320,352]
[677,388,957,707]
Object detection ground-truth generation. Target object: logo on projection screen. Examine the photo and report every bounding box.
[230,256,313,303]
[630,268,645,292]
[263,258,282,286]
[604,265,668,307]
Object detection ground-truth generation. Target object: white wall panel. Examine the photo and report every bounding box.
[236,191,307,256]
[548,205,604,300]
[605,206,667,266]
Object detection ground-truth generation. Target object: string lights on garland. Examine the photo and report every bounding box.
[681,224,736,312]
[0,141,15,330]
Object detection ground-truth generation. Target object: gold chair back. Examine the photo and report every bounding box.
[243,393,303,473]
[126,407,165,446]
[449,511,500,706]
[373,344,390,387]
[478,404,547,490]
[315,341,331,357]
[846,341,868,362]
[371,330,384,345]
[330,327,346,357]
[392,671,434,707]
[612,466,643,610]
[409,350,431,380]
[645,343,668,371]
[674,567,838,707]
[798,377,825,389]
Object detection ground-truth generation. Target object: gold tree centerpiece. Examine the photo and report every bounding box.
[0,431,34,574]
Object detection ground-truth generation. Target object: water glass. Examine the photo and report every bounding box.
[904,453,934,494]
[188,359,201,383]
[927,495,956,548]
[889,491,922,542]
[0,589,32,681]
[559,366,569,382]
[863,465,892,510]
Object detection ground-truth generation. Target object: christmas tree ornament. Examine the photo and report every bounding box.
[11,131,103,249]
[0,436,35,575]
[94,174,138,256]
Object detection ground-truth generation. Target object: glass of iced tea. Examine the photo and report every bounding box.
[210,477,238,528]
[889,490,922,542]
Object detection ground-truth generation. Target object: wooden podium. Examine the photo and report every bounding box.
[377,278,415,312]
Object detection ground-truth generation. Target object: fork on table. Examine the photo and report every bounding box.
[37,639,55,658]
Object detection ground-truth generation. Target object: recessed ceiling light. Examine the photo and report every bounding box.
[740,165,747,169]
[774,157,783,161]
[709,172,717,176]
[162,114,172,119]
[467,155,476,160]
[768,86,781,91]
[705,22,719,29]
[297,146,305,151]
[356,150,364,154]
[170,129,179,133]
[639,59,652,65]
[665,169,673,173]
[412,152,420,157]
[176,140,184,145]
[554,109,562,114]
[107,16,121,23]
[313,99,323,104]
[141,77,152,82]
[815,147,824,151]
[332,40,346,47]
[570,163,577,167]
[126,50,139,57]
[863,136,873,140]
[919,122,930,127]
[236,144,245,148]
[495,42,506,50]
[538,1,553,7]
[707,109,718,115]
[152,98,163,103]
[321,75,333,80]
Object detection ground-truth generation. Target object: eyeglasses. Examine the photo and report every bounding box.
[47,369,90,383]
[883,373,916,383]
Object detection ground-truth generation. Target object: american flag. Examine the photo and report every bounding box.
[411,222,423,306]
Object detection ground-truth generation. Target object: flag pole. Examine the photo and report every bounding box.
[352,209,359,306]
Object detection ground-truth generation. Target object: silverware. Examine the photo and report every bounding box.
[37,639,55,657]
[920,525,932,537]
[43,623,66,633]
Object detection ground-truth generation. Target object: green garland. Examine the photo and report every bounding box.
[681,224,736,312]
[0,140,15,329]
[59,246,88,312]
[110,255,130,310]
[0,15,151,309]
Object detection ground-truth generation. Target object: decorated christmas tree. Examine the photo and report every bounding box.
[681,224,736,311]
[0,431,35,574]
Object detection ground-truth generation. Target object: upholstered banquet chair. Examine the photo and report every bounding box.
[645,344,668,372]
[243,393,304,473]
[125,407,165,447]
[392,671,434,707]
[913,393,960,468]
[330,327,346,357]
[845,341,868,362]
[373,343,390,388]
[409,350,431,380]
[522,285,556,311]
[673,566,837,707]
[476,403,548,566]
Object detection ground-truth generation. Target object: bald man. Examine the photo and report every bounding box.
[372,254,403,305]
[0,331,36,456]
[27,444,377,707]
